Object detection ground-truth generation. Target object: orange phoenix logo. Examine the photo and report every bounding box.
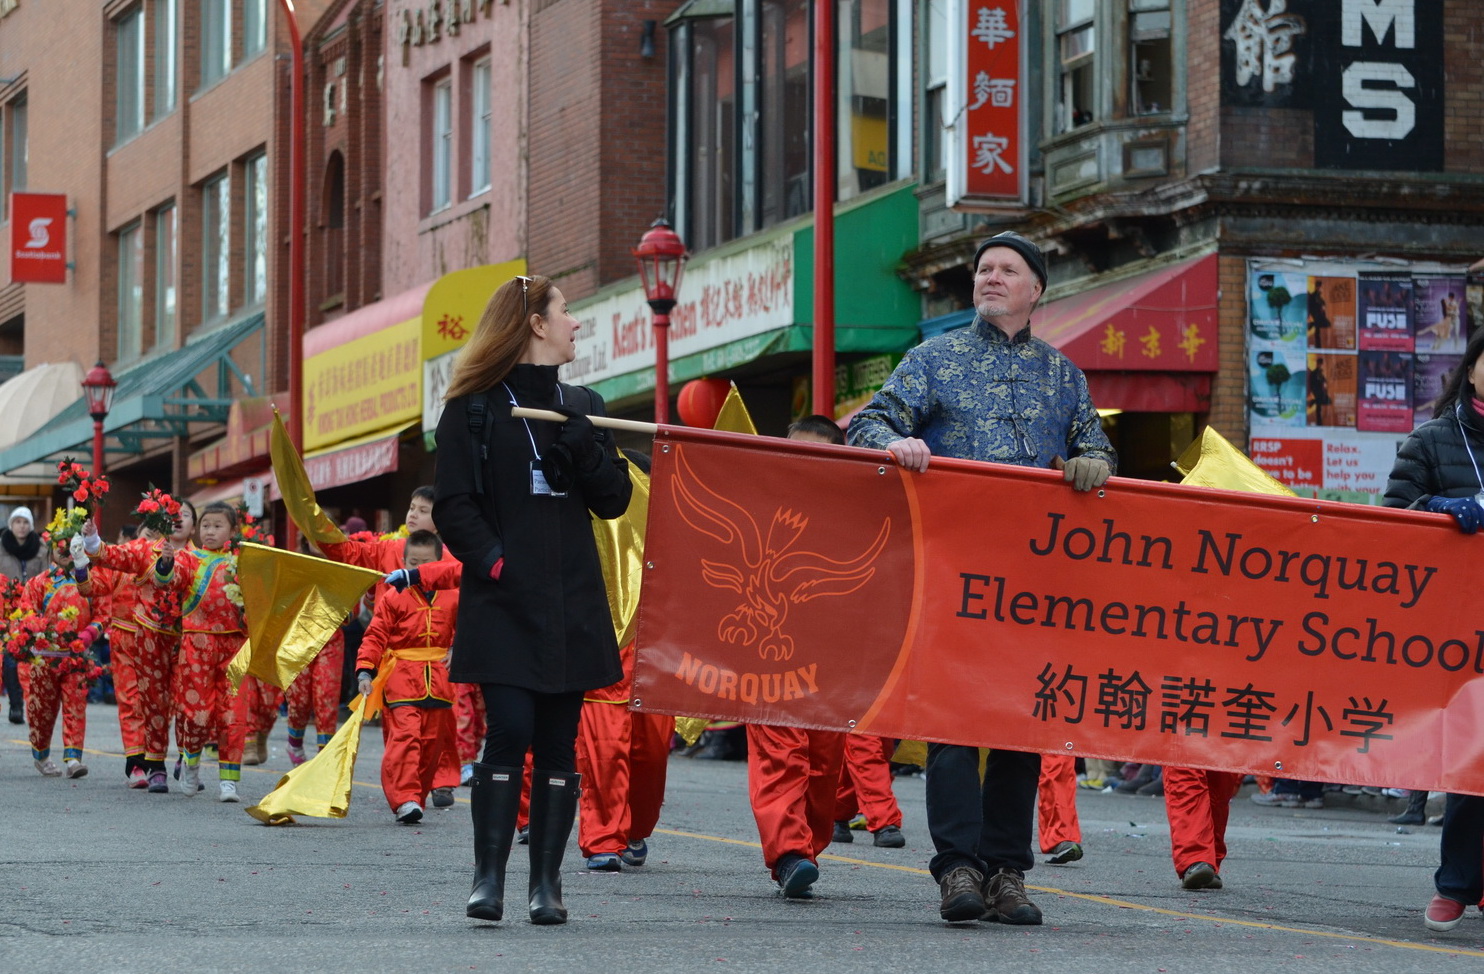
[671,446,890,662]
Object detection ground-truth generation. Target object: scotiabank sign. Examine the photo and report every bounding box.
[9,193,68,284]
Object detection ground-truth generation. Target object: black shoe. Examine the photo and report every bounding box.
[938,865,986,922]
[1389,791,1428,826]
[8,702,22,725]
[1181,861,1220,890]
[776,854,819,899]
[831,820,854,844]
[873,825,906,848]
[431,787,455,808]
[984,868,1043,925]
[467,764,523,922]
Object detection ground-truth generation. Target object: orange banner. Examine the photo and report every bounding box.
[632,428,1484,795]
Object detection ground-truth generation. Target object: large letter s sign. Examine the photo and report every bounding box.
[23,217,52,249]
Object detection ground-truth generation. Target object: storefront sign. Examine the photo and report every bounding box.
[945,0,1026,208]
[9,193,68,284]
[566,235,794,388]
[303,430,402,491]
[420,259,526,444]
[304,317,421,451]
[634,429,1484,794]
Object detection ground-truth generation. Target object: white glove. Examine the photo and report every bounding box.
[358,673,374,697]
[70,535,90,569]
[82,519,101,554]
[1061,456,1111,492]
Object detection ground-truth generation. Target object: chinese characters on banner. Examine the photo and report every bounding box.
[633,431,1484,795]
[947,0,1024,207]
[1246,260,1475,503]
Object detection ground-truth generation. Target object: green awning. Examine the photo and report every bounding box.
[589,322,919,405]
[664,0,733,27]
[0,312,265,477]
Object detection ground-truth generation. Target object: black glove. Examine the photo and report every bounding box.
[541,444,577,494]
[551,405,606,469]
[1427,495,1484,534]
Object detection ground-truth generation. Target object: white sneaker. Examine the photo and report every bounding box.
[63,759,89,779]
[395,801,424,824]
[34,758,61,777]
[219,780,240,803]
[179,762,202,797]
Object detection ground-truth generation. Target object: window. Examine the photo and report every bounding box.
[243,0,266,58]
[118,224,145,361]
[923,0,948,181]
[201,0,232,87]
[759,0,810,225]
[837,0,894,202]
[155,204,177,347]
[245,153,268,305]
[1130,0,1172,115]
[10,96,27,194]
[202,172,230,320]
[154,0,177,117]
[117,8,147,142]
[470,58,492,196]
[1056,0,1095,132]
[683,15,736,250]
[322,153,345,298]
[430,77,453,212]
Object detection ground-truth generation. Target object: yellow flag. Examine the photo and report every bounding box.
[227,543,382,690]
[270,409,348,546]
[1175,427,1296,497]
[245,705,366,824]
[593,464,651,649]
[712,383,758,435]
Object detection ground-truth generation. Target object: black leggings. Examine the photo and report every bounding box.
[479,684,585,772]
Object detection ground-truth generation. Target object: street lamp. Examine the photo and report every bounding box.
[633,218,688,424]
[80,360,117,481]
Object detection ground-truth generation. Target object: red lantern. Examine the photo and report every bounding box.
[677,378,732,428]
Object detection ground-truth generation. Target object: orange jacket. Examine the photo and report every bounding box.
[355,586,457,708]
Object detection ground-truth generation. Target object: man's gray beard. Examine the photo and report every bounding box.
[977,302,1010,318]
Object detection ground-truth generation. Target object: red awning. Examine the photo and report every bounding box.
[186,424,412,507]
[303,282,433,357]
[1036,254,1219,374]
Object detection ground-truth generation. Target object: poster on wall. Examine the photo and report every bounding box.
[1248,270,1309,345]
[1306,275,1357,350]
[1412,276,1470,355]
[1356,350,1413,433]
[1249,427,1405,503]
[1305,351,1356,427]
[1357,273,1414,351]
[1249,345,1307,426]
[1412,353,1462,426]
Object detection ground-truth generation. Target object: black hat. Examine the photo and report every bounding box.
[973,231,1047,289]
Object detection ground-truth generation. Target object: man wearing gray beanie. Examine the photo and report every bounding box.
[848,231,1115,926]
[1,506,43,723]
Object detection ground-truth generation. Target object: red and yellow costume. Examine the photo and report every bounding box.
[95,537,190,767]
[746,724,846,880]
[833,734,903,831]
[17,567,108,764]
[1036,753,1082,853]
[102,566,147,773]
[1164,766,1244,880]
[161,547,248,780]
[575,641,673,858]
[356,584,459,812]
[285,627,345,752]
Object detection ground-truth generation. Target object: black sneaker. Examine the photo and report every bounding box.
[831,820,854,844]
[1181,861,1220,890]
[776,854,819,899]
[431,787,455,808]
[1045,840,1083,865]
[7,702,21,725]
[938,865,986,922]
[873,825,906,848]
[983,868,1043,925]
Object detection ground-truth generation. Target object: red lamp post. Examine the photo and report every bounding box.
[80,360,117,480]
[633,218,689,424]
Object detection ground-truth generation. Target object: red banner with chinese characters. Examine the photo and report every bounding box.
[954,0,1023,203]
[633,429,1484,795]
[9,192,68,284]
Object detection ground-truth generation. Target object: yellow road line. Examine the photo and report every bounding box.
[16,737,1484,957]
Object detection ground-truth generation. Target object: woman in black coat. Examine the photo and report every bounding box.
[434,273,631,928]
[1383,327,1484,933]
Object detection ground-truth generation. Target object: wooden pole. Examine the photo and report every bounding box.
[511,407,660,436]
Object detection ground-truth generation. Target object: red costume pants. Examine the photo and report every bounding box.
[379,703,453,811]
[1163,766,1244,877]
[241,675,282,737]
[833,734,903,830]
[174,632,248,774]
[1037,754,1082,851]
[286,632,344,748]
[109,627,145,761]
[135,627,180,764]
[746,723,845,879]
[628,710,672,843]
[454,681,486,766]
[21,661,88,761]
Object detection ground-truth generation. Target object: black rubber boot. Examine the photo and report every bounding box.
[527,770,581,925]
[1389,789,1428,826]
[466,764,524,921]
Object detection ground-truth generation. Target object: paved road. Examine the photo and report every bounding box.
[2,703,1480,973]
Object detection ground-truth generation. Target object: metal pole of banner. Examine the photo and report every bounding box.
[811,0,836,417]
[279,0,305,553]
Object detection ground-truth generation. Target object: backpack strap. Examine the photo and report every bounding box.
[467,393,491,496]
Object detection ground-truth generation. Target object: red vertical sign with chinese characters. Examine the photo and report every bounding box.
[955,1,1024,205]
[9,193,68,284]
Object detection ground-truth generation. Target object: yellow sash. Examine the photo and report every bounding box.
[362,645,446,718]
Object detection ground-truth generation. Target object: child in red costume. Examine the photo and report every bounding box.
[1163,766,1244,889]
[84,501,197,793]
[1036,754,1085,865]
[102,526,151,786]
[832,735,906,848]
[11,533,111,777]
[157,502,249,802]
[285,627,345,765]
[355,530,458,824]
